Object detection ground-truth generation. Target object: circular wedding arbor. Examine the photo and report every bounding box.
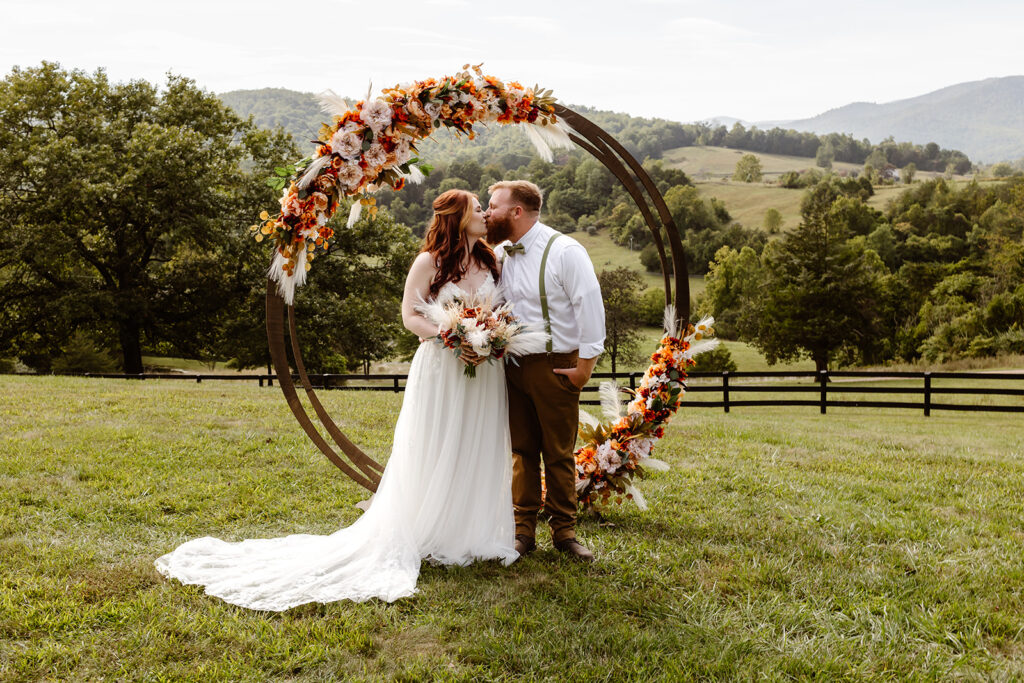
[265,103,690,493]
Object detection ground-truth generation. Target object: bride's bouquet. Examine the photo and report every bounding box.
[417,290,549,377]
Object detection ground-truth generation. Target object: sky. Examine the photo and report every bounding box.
[4,0,1023,123]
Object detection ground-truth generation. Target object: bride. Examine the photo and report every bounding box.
[155,189,518,610]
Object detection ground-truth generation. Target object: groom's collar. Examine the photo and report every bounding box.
[513,221,550,253]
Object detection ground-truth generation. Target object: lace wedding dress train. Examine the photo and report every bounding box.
[155,279,518,610]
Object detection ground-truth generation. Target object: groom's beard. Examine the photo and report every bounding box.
[485,215,513,244]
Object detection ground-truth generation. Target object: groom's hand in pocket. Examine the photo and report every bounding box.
[553,356,597,390]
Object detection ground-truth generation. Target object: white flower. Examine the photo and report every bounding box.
[364,142,387,170]
[424,101,441,120]
[360,98,392,133]
[336,162,363,189]
[626,438,655,461]
[330,129,362,159]
[395,139,413,165]
[596,441,621,474]
[466,327,492,356]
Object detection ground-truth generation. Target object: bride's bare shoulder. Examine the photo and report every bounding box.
[410,251,437,273]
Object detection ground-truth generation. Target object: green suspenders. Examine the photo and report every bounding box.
[538,233,561,353]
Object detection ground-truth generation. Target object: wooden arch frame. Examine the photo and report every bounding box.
[265,105,690,492]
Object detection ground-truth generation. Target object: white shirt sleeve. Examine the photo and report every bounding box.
[559,242,606,359]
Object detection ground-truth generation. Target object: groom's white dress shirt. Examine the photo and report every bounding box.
[498,221,606,359]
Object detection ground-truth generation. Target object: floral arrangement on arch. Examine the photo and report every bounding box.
[251,64,575,304]
[575,309,717,510]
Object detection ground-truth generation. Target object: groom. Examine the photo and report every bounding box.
[484,180,605,562]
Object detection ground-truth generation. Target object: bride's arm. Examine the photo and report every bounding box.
[401,252,442,339]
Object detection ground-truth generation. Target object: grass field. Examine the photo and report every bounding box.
[660,146,992,234]
[3,375,1023,680]
[663,146,863,180]
[572,227,704,297]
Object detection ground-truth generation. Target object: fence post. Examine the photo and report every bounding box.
[629,372,637,392]
[924,372,931,417]
[393,377,400,393]
[722,371,730,413]
[819,370,828,414]
[259,376,264,387]
[196,376,202,383]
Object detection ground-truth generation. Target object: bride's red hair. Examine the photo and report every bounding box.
[421,189,498,298]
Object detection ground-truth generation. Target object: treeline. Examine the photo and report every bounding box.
[701,177,1024,369]
[697,122,972,174]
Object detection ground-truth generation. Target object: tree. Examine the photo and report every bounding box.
[638,287,668,326]
[815,141,835,169]
[0,63,297,372]
[597,268,646,373]
[741,194,889,372]
[763,208,784,234]
[690,345,737,373]
[50,331,118,374]
[732,154,763,183]
[903,162,917,184]
[991,162,1015,178]
[700,246,764,339]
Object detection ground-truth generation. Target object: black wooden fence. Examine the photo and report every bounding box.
[72,370,1024,416]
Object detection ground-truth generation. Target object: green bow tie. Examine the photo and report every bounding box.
[504,243,525,256]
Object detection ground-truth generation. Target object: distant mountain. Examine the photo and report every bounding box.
[776,76,1024,163]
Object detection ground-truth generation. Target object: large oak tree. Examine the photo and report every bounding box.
[0,63,297,372]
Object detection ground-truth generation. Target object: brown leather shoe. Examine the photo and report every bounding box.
[554,537,595,563]
[514,534,536,556]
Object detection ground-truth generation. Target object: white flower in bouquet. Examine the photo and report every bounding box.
[466,327,492,356]
[424,102,442,121]
[336,162,364,190]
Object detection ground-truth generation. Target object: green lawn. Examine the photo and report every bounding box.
[141,356,247,374]
[3,376,1023,680]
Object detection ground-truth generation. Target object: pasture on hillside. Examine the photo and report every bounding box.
[661,145,987,234]
[572,228,705,296]
[2,375,1023,680]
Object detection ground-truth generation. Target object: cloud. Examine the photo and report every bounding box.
[666,17,755,40]
[487,15,558,33]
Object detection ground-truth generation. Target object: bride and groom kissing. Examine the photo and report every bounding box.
[156,180,606,610]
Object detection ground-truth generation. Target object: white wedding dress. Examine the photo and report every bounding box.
[155,276,517,610]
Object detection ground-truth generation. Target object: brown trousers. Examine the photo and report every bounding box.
[505,351,580,543]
